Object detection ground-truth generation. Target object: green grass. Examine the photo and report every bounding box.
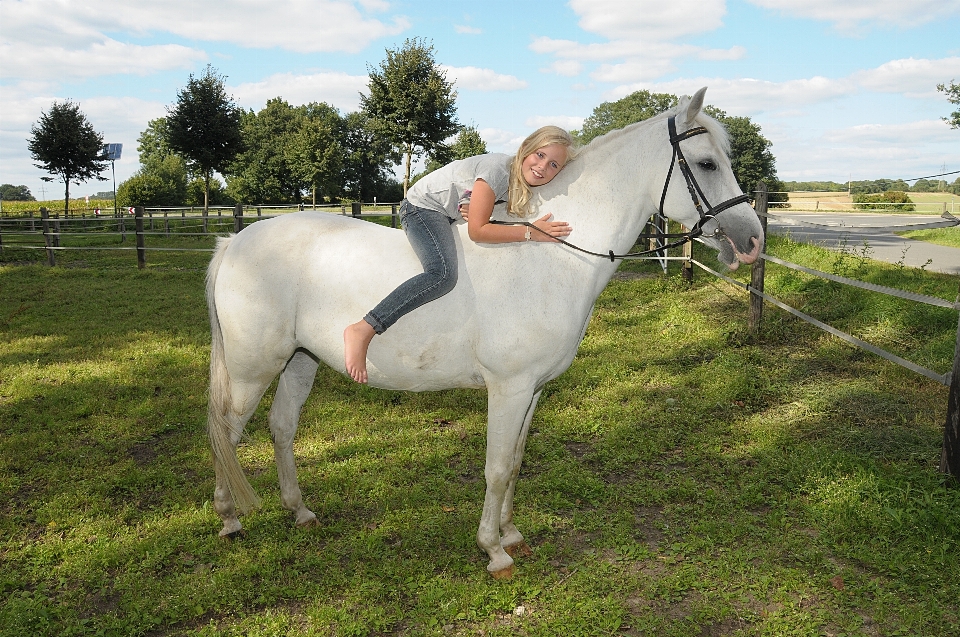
[897,226,960,248]
[1,232,958,636]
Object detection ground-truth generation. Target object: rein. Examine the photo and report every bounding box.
[493,115,751,262]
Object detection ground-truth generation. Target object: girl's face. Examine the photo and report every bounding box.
[520,144,568,187]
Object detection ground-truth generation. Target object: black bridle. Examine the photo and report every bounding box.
[493,115,751,261]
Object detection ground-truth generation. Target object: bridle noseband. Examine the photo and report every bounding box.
[493,114,751,261]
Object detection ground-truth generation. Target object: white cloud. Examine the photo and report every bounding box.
[524,115,586,131]
[623,76,855,115]
[543,60,584,77]
[853,57,960,96]
[0,0,410,82]
[569,0,727,41]
[0,39,207,81]
[746,0,960,32]
[609,57,960,116]
[455,24,482,34]
[231,72,369,112]
[821,119,955,145]
[440,66,528,91]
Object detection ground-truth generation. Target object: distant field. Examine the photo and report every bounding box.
[782,191,959,215]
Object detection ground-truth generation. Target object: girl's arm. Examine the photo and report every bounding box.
[466,178,572,244]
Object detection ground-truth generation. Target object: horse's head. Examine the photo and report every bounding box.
[658,87,764,271]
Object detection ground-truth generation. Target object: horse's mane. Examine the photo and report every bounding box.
[578,96,731,158]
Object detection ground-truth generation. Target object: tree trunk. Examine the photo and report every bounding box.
[204,170,211,216]
[63,176,70,218]
[403,144,412,198]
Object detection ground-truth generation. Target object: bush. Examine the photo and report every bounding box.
[853,191,915,211]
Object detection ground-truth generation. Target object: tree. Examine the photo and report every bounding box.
[137,118,175,168]
[117,154,188,207]
[576,90,678,144]
[938,80,960,129]
[288,102,345,205]
[341,112,401,202]
[166,65,244,212]
[0,184,35,201]
[360,38,459,195]
[227,98,309,205]
[27,101,108,216]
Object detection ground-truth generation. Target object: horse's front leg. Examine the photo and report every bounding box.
[269,350,320,527]
[478,383,538,579]
[499,389,541,558]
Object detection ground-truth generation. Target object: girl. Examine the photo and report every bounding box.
[344,125,578,383]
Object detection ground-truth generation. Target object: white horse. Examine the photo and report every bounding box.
[205,88,763,579]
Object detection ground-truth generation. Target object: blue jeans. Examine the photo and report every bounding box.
[364,201,459,334]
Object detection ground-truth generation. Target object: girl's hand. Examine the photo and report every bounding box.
[459,202,470,221]
[531,213,572,242]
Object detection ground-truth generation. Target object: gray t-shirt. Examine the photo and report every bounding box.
[406,153,511,221]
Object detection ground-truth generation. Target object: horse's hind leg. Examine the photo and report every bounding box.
[269,349,320,527]
[500,390,540,558]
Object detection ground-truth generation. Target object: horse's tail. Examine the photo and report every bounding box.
[206,236,261,514]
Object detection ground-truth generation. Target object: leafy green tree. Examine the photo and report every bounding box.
[166,65,244,212]
[187,177,232,206]
[0,184,35,201]
[938,80,960,129]
[227,98,308,204]
[137,118,175,168]
[289,102,346,205]
[27,101,108,216]
[361,37,459,195]
[117,154,188,207]
[576,90,678,144]
[342,112,402,202]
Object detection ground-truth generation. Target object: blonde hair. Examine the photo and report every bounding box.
[507,125,578,217]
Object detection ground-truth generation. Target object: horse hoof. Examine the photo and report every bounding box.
[489,564,516,581]
[296,515,320,528]
[219,529,245,541]
[504,541,533,558]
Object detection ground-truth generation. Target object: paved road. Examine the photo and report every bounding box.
[765,211,960,276]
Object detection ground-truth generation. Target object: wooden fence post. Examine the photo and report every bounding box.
[234,203,244,233]
[940,287,960,481]
[748,181,768,335]
[135,206,146,269]
[40,207,55,266]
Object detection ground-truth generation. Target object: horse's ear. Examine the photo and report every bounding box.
[683,87,708,126]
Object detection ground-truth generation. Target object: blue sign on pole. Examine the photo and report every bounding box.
[103,143,122,161]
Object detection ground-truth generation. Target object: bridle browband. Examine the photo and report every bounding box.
[492,115,751,262]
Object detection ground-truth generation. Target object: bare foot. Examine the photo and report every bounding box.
[343,320,376,383]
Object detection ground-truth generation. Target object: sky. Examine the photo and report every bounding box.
[1,0,959,201]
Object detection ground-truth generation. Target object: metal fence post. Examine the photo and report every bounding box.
[681,224,693,282]
[748,181,768,335]
[135,206,146,269]
[234,203,244,233]
[40,207,55,266]
[940,287,960,481]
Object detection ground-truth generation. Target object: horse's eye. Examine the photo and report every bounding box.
[698,160,717,171]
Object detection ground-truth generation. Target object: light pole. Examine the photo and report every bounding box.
[102,143,123,216]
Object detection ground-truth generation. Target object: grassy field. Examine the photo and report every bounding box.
[1,230,958,636]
